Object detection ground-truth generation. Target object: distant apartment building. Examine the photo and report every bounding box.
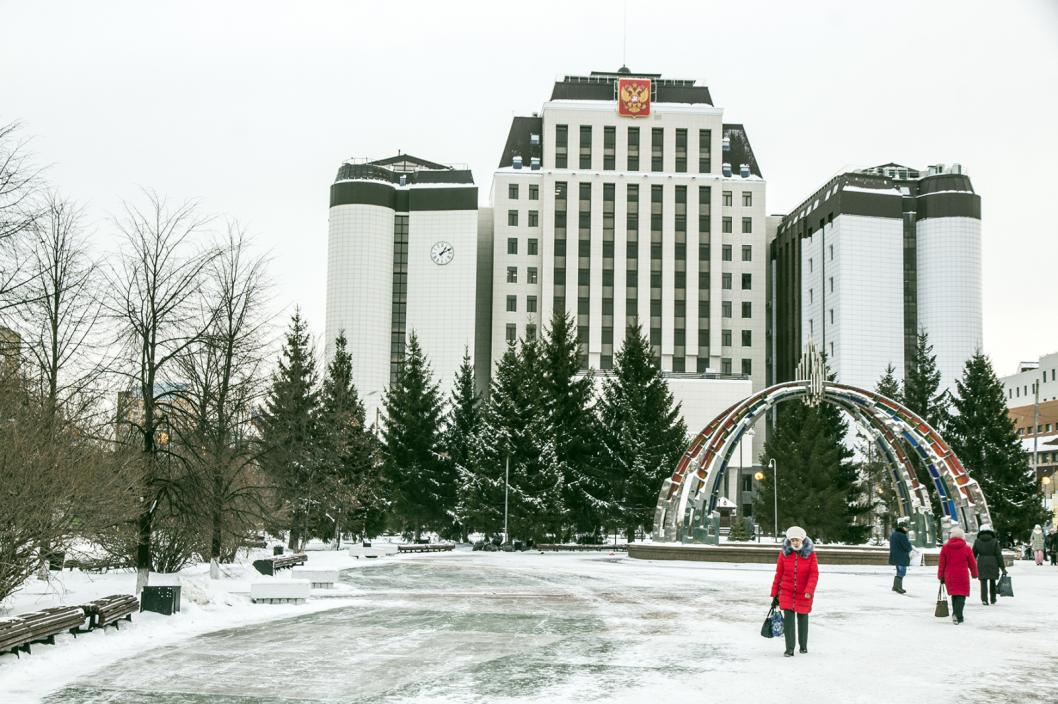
[1000,353,1058,484]
[769,163,982,393]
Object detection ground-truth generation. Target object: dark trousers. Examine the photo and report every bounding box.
[783,610,809,652]
[1050,550,1057,566]
[952,595,966,621]
[979,579,996,604]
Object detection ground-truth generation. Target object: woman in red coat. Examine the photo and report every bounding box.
[938,525,978,624]
[770,525,819,657]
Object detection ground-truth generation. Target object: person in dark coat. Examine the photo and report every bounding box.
[938,525,978,624]
[770,525,819,657]
[1047,528,1058,566]
[888,518,913,594]
[971,523,1006,605]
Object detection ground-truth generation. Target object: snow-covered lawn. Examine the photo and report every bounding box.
[2,549,1055,703]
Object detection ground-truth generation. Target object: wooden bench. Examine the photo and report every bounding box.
[536,544,629,552]
[81,594,139,630]
[250,581,310,604]
[290,568,339,588]
[252,553,308,576]
[0,606,86,656]
[396,543,455,554]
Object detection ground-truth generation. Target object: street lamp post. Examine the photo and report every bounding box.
[768,458,778,542]
[503,455,510,545]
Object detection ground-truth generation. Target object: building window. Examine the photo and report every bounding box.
[527,295,537,313]
[741,358,752,375]
[741,273,752,290]
[579,125,592,169]
[809,258,813,273]
[529,184,539,200]
[651,127,664,172]
[829,244,834,260]
[722,191,732,207]
[722,301,732,318]
[528,210,539,227]
[742,192,752,207]
[722,358,732,374]
[508,210,518,227]
[829,276,833,292]
[809,289,814,304]
[527,267,538,284]
[509,184,519,200]
[722,329,732,346]
[722,273,732,289]
[722,217,732,233]
[555,124,568,168]
[699,186,711,233]
[722,244,732,261]
[828,308,834,324]
[627,126,640,171]
[506,295,517,312]
[742,330,752,346]
[506,267,517,283]
[507,237,518,255]
[528,238,538,255]
[742,245,752,261]
[526,323,536,339]
[675,128,687,173]
[741,217,752,233]
[698,129,711,173]
[742,301,752,318]
[506,323,517,342]
[603,126,616,170]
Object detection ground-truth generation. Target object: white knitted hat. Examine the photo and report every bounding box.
[949,526,965,539]
[785,526,807,541]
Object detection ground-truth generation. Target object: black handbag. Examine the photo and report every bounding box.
[934,584,949,618]
[761,606,776,638]
[998,573,1014,597]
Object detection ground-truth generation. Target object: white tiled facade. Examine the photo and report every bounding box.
[800,214,905,390]
[916,215,983,393]
[1001,352,1058,406]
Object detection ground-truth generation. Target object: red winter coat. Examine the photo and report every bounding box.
[937,537,978,596]
[770,539,820,614]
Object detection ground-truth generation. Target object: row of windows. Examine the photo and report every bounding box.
[1007,369,1057,399]
[508,183,540,200]
[507,210,540,227]
[555,125,713,174]
[505,266,539,284]
[721,191,753,207]
[506,294,538,313]
[506,237,539,255]
[1017,424,1055,436]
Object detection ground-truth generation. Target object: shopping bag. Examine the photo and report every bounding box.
[998,574,1014,597]
[934,584,949,618]
[760,608,774,638]
[760,606,784,638]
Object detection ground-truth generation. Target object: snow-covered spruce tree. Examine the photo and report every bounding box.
[258,310,323,549]
[756,372,869,543]
[876,362,902,403]
[442,348,480,539]
[948,353,1045,545]
[542,311,604,540]
[863,364,903,534]
[381,332,446,539]
[320,332,384,542]
[597,323,687,542]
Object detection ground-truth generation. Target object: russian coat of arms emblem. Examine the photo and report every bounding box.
[617,78,651,117]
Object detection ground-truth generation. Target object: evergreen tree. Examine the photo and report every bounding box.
[442,349,480,539]
[542,311,604,539]
[320,332,384,541]
[258,310,322,548]
[904,329,950,430]
[597,323,687,542]
[948,353,1044,545]
[876,363,902,402]
[865,365,903,534]
[756,370,869,543]
[381,332,445,538]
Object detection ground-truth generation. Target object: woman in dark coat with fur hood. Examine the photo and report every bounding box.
[770,526,819,657]
[972,524,1006,605]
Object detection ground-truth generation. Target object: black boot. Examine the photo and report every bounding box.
[893,576,906,594]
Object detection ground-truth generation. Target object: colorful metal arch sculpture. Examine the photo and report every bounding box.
[652,380,992,545]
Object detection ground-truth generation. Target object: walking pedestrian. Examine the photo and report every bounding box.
[770,526,819,657]
[889,517,913,594]
[971,524,1005,605]
[1046,528,1058,567]
[938,526,978,624]
[1030,525,1045,565]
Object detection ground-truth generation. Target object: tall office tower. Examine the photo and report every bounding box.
[491,69,769,434]
[324,154,479,427]
[769,163,982,393]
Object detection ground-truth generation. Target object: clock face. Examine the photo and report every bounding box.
[430,240,454,266]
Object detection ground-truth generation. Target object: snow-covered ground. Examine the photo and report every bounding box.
[3,549,1056,703]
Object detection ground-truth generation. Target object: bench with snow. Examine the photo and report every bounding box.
[81,594,139,630]
[290,568,340,588]
[252,553,308,576]
[348,544,390,559]
[0,606,86,657]
[396,543,455,554]
[250,581,311,604]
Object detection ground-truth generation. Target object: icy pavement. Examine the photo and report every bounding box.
[23,552,1058,703]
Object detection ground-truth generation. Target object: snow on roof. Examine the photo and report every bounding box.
[842,185,902,195]
[1020,433,1058,452]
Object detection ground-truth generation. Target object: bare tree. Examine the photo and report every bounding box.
[105,191,218,593]
[0,121,44,322]
[173,223,275,578]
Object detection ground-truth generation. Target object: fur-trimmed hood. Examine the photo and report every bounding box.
[782,536,815,558]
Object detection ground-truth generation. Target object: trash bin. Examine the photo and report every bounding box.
[273,545,285,556]
[47,551,65,571]
[140,585,182,616]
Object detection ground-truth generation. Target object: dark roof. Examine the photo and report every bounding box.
[369,154,450,170]
[334,155,474,186]
[550,69,713,105]
[722,124,762,177]
[498,116,543,168]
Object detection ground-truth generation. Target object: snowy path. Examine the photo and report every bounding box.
[11,552,1058,703]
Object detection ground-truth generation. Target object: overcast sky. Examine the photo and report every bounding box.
[3,0,1056,378]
